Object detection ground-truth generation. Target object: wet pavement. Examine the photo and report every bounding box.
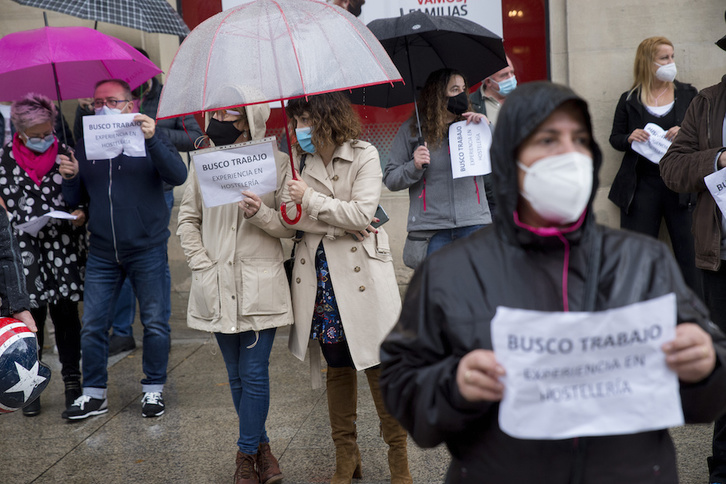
[0,289,716,484]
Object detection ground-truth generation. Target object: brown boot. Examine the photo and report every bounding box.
[327,366,363,484]
[366,368,413,484]
[235,451,260,484]
[256,442,283,484]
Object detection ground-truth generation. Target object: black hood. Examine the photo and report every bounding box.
[489,81,603,245]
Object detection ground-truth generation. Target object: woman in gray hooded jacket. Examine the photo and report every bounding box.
[380,82,726,483]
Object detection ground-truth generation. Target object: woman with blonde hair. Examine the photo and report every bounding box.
[608,36,699,291]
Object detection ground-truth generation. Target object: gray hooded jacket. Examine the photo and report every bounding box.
[383,118,492,231]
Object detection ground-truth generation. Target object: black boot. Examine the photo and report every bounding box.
[23,396,41,417]
[65,380,82,409]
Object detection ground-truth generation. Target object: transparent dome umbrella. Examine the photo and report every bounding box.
[156,0,402,224]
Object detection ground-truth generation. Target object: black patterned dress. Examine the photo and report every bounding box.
[0,140,87,308]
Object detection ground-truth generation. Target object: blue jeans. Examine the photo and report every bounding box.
[81,244,171,392]
[111,190,174,338]
[215,328,276,454]
[427,225,484,256]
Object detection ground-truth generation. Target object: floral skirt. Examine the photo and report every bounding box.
[310,243,346,344]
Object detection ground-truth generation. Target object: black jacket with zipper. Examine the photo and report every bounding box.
[608,80,697,212]
[380,82,726,483]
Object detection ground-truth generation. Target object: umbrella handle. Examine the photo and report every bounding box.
[281,203,302,224]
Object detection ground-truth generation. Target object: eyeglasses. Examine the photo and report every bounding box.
[92,98,131,109]
[23,132,54,144]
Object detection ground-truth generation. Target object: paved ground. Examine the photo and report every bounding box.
[0,289,717,483]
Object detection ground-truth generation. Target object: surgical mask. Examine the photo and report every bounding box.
[517,151,593,225]
[494,75,517,96]
[206,118,244,146]
[447,91,469,115]
[23,133,54,154]
[296,126,315,154]
[95,105,123,116]
[654,62,677,83]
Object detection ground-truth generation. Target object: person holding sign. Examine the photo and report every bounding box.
[660,18,726,483]
[260,92,411,483]
[177,99,292,484]
[0,93,87,417]
[380,81,726,483]
[59,79,187,421]
[383,68,491,269]
[608,36,699,292]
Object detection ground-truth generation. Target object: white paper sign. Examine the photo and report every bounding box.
[448,120,492,179]
[704,169,726,217]
[631,123,672,164]
[83,113,146,160]
[491,293,683,440]
[15,210,78,237]
[191,137,278,208]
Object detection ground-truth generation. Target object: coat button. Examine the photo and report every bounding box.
[354,266,361,272]
[332,175,339,181]
[231,226,236,231]
[351,247,357,252]
[301,258,306,264]
[296,277,301,284]
[228,261,233,265]
[231,295,235,299]
[359,285,365,292]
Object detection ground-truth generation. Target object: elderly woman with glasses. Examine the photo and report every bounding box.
[0,93,87,418]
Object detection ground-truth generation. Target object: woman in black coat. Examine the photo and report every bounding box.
[380,81,726,483]
[608,36,698,292]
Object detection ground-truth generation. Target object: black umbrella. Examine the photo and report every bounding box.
[11,0,190,37]
[349,11,507,141]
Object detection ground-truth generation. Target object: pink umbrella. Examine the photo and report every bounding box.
[0,26,162,102]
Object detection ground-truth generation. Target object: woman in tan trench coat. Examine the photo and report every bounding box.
[258,92,412,483]
[177,99,292,484]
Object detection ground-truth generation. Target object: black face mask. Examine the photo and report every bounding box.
[447,91,469,116]
[206,118,243,146]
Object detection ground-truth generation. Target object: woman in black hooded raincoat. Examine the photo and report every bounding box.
[379,82,726,483]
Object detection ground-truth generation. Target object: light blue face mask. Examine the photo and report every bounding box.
[295,126,315,154]
[495,75,518,97]
[94,105,122,116]
[24,133,54,153]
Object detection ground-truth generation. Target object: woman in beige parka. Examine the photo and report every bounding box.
[269,92,412,484]
[177,100,292,484]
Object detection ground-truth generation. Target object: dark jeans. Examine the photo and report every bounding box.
[110,189,174,339]
[215,328,276,454]
[620,173,699,295]
[701,266,726,482]
[31,299,82,383]
[427,225,485,257]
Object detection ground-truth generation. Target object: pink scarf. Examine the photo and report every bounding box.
[11,132,58,186]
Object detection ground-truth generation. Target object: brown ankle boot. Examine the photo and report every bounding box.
[235,451,260,484]
[327,366,362,484]
[256,442,282,484]
[365,368,413,484]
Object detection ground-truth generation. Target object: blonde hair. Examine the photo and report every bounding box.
[629,36,674,105]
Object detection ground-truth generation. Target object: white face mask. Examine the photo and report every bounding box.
[94,105,123,116]
[517,152,593,225]
[654,62,677,83]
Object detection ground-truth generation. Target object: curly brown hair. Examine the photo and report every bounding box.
[286,92,361,155]
[413,68,470,148]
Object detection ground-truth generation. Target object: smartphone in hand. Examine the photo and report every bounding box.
[371,204,389,228]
